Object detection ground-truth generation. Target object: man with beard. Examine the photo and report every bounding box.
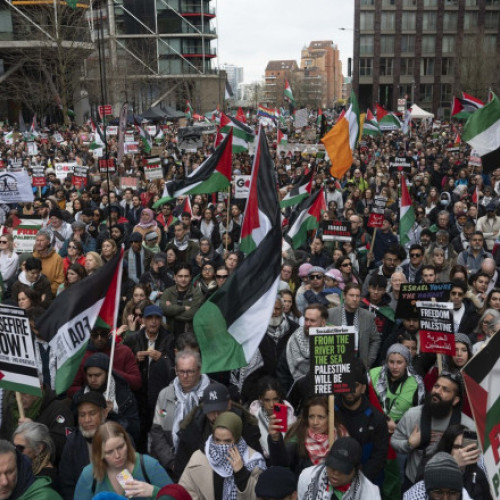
[334,359,389,485]
[363,247,402,296]
[391,372,475,489]
[457,231,493,275]
[58,391,109,500]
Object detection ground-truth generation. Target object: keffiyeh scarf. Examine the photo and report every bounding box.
[286,327,310,380]
[304,466,361,500]
[305,429,330,465]
[205,435,266,500]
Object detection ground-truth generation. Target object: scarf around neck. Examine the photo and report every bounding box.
[305,428,330,465]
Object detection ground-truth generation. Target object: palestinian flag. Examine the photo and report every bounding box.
[379,113,402,131]
[36,249,124,394]
[236,107,247,123]
[451,96,477,120]
[277,129,288,146]
[462,91,485,109]
[185,100,193,119]
[375,103,388,120]
[284,80,295,105]
[462,327,500,495]
[194,128,281,373]
[316,108,323,127]
[180,195,192,215]
[218,113,254,153]
[363,108,381,136]
[280,169,314,208]
[153,130,232,208]
[362,298,395,322]
[284,187,326,249]
[399,175,415,246]
[239,127,278,255]
[462,93,500,174]
[134,122,152,154]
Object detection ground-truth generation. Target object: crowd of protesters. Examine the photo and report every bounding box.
[0,112,494,500]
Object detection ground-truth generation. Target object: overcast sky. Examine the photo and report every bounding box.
[215,0,354,84]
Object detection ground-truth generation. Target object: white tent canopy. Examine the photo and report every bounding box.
[410,104,434,119]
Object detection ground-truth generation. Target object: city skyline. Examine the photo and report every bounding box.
[215,0,354,84]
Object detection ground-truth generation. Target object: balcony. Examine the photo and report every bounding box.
[181,47,216,58]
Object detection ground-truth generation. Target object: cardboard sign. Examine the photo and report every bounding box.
[395,282,452,319]
[13,217,43,253]
[106,126,118,135]
[389,157,411,173]
[417,301,455,355]
[321,221,352,242]
[120,177,138,189]
[0,305,42,397]
[124,142,139,154]
[144,164,163,180]
[310,326,356,394]
[234,175,251,199]
[368,212,384,228]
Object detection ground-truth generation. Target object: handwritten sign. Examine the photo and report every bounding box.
[417,301,455,355]
[310,326,356,394]
[321,221,352,242]
[0,305,42,397]
[395,282,452,319]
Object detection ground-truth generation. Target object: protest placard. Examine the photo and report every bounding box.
[26,142,38,156]
[0,305,42,397]
[125,134,134,143]
[0,171,34,204]
[144,160,163,180]
[99,158,116,174]
[389,157,411,173]
[13,218,42,253]
[294,108,308,129]
[321,221,352,242]
[417,301,455,355]
[368,196,387,228]
[55,162,76,180]
[31,167,46,187]
[106,126,118,135]
[177,127,203,151]
[310,326,356,394]
[73,165,88,188]
[146,125,157,136]
[124,142,139,154]
[120,177,138,189]
[234,175,251,199]
[395,282,452,318]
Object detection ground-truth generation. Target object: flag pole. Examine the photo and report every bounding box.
[328,394,335,446]
[15,392,25,420]
[225,185,231,254]
[105,328,117,401]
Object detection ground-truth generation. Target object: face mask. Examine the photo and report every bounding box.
[440,199,450,207]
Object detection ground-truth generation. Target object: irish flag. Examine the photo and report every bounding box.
[36,248,124,394]
[321,91,359,179]
[462,93,500,174]
[218,113,254,153]
[284,80,295,105]
[194,128,281,373]
[153,130,233,208]
[399,175,415,247]
[285,187,326,249]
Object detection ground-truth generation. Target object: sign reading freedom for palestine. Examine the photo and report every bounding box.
[310,326,356,394]
[417,300,455,356]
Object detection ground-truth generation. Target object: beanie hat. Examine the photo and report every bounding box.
[455,333,472,351]
[156,484,192,500]
[325,268,345,290]
[84,352,110,372]
[254,467,297,498]
[298,263,313,278]
[308,266,325,276]
[386,344,411,366]
[213,412,243,442]
[424,452,463,492]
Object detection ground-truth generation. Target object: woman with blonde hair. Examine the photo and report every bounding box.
[84,251,103,276]
[74,421,171,499]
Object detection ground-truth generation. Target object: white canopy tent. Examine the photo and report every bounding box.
[410,104,434,119]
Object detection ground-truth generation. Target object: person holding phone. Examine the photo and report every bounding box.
[179,412,266,500]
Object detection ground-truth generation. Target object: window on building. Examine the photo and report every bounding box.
[382,0,396,5]
[445,0,458,6]
[423,0,437,6]
[442,57,454,75]
[485,0,499,5]
[359,58,373,76]
[483,35,497,53]
[402,11,416,30]
[401,58,415,75]
[422,35,436,53]
[360,35,374,55]
[381,12,395,30]
[402,0,417,6]
[443,12,457,30]
[401,35,416,52]
[420,58,435,75]
[360,12,375,30]
[442,36,456,53]
[360,0,375,5]
[464,12,479,29]
[419,84,433,102]
[465,0,478,4]
[399,84,413,98]
[485,10,499,29]
[380,58,393,76]
[423,11,437,30]
[380,35,395,53]
[441,84,453,104]
[0,10,13,35]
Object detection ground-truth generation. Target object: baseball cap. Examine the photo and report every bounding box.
[75,390,106,409]
[255,467,297,498]
[143,305,163,318]
[129,232,143,243]
[325,437,362,474]
[202,382,230,414]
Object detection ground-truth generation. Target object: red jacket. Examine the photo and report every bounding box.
[67,341,142,397]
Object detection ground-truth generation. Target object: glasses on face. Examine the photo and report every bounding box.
[0,241,8,245]
[216,274,228,279]
[68,245,77,249]
[451,291,464,297]
[341,263,352,268]
[410,253,422,258]
[309,274,324,280]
